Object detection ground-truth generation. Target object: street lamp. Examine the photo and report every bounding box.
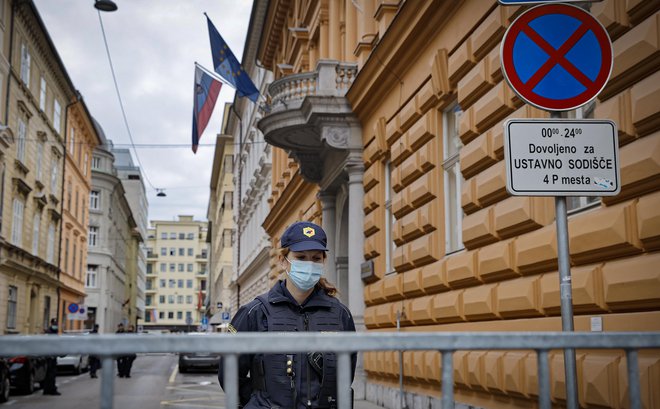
[94,0,118,12]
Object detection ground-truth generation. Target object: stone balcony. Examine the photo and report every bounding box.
[259,60,361,184]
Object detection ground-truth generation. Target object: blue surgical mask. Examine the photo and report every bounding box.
[286,258,324,291]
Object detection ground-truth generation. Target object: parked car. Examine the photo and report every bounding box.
[56,354,89,374]
[178,332,220,373]
[8,356,47,394]
[0,358,10,403]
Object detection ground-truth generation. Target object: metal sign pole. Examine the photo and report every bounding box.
[551,111,578,409]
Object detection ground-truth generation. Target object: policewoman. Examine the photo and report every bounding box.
[219,221,356,408]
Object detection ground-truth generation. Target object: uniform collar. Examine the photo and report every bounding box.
[267,280,334,309]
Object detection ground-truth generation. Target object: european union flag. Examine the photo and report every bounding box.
[207,15,259,103]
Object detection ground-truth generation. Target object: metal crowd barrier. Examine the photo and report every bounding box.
[1,331,659,409]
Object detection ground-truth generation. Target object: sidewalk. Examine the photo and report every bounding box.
[354,399,387,409]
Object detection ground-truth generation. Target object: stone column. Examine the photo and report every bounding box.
[318,191,337,286]
[346,162,365,324]
[329,0,341,60]
[347,160,366,400]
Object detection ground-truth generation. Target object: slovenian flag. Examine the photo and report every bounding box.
[192,64,222,153]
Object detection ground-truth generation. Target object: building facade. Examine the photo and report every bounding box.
[111,146,148,328]
[0,0,74,335]
[143,216,208,332]
[59,97,101,332]
[224,0,274,315]
[250,1,660,408]
[85,133,140,333]
[207,133,235,326]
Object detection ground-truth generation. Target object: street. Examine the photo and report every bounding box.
[5,354,224,409]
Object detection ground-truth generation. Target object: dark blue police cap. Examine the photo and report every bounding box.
[280,221,328,252]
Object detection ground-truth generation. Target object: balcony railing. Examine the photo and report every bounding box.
[1,332,658,409]
[268,60,357,112]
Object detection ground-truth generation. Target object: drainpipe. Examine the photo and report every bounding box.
[230,104,242,309]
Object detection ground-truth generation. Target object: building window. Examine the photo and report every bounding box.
[169,233,176,240]
[83,152,88,176]
[168,279,175,288]
[178,263,184,272]
[11,198,24,246]
[169,263,175,272]
[178,248,184,256]
[69,127,75,154]
[47,223,56,263]
[187,248,193,256]
[146,264,153,275]
[169,248,175,256]
[187,263,193,272]
[177,311,183,320]
[160,247,166,256]
[7,286,18,329]
[384,161,396,274]
[17,117,26,163]
[222,229,233,248]
[186,295,193,304]
[168,295,174,304]
[72,243,77,276]
[86,265,98,288]
[92,156,101,170]
[64,238,69,271]
[160,263,166,273]
[50,153,60,193]
[159,295,165,304]
[39,77,47,111]
[168,312,174,319]
[178,279,184,288]
[561,101,601,213]
[186,279,193,288]
[43,295,51,331]
[443,103,464,254]
[159,312,165,319]
[187,233,194,240]
[20,43,30,85]
[88,226,98,247]
[161,232,167,240]
[178,233,185,240]
[32,212,41,255]
[89,190,100,210]
[223,191,233,210]
[53,99,61,132]
[159,279,166,288]
[36,141,44,181]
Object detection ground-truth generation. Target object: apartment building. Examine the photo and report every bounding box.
[0,0,74,334]
[86,132,141,333]
[59,97,101,332]
[249,1,660,408]
[143,216,208,332]
[207,132,235,324]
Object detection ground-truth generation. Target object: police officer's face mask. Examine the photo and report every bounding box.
[285,258,324,291]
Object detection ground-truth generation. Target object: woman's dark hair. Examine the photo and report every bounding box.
[279,247,338,296]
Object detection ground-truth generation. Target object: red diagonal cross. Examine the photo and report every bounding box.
[521,23,593,91]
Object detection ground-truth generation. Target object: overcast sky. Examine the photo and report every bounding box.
[33,0,252,225]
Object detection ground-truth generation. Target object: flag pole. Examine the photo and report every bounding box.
[195,61,232,87]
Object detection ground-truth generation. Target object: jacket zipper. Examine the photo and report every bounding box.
[304,312,311,407]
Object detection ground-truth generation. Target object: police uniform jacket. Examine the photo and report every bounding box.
[218,280,357,408]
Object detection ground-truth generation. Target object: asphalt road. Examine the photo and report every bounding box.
[4,353,224,409]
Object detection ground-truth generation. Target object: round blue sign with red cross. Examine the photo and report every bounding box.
[501,3,613,111]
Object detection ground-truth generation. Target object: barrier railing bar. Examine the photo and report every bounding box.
[100,357,114,409]
[337,352,352,409]
[223,353,239,409]
[441,350,454,409]
[626,349,641,409]
[537,349,551,409]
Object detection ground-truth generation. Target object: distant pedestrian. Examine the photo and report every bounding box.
[123,325,137,378]
[43,319,61,396]
[89,324,101,378]
[115,323,128,378]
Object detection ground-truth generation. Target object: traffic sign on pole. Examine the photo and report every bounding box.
[501,3,612,111]
[504,119,619,196]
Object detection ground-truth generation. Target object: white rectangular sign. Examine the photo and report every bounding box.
[504,119,620,196]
